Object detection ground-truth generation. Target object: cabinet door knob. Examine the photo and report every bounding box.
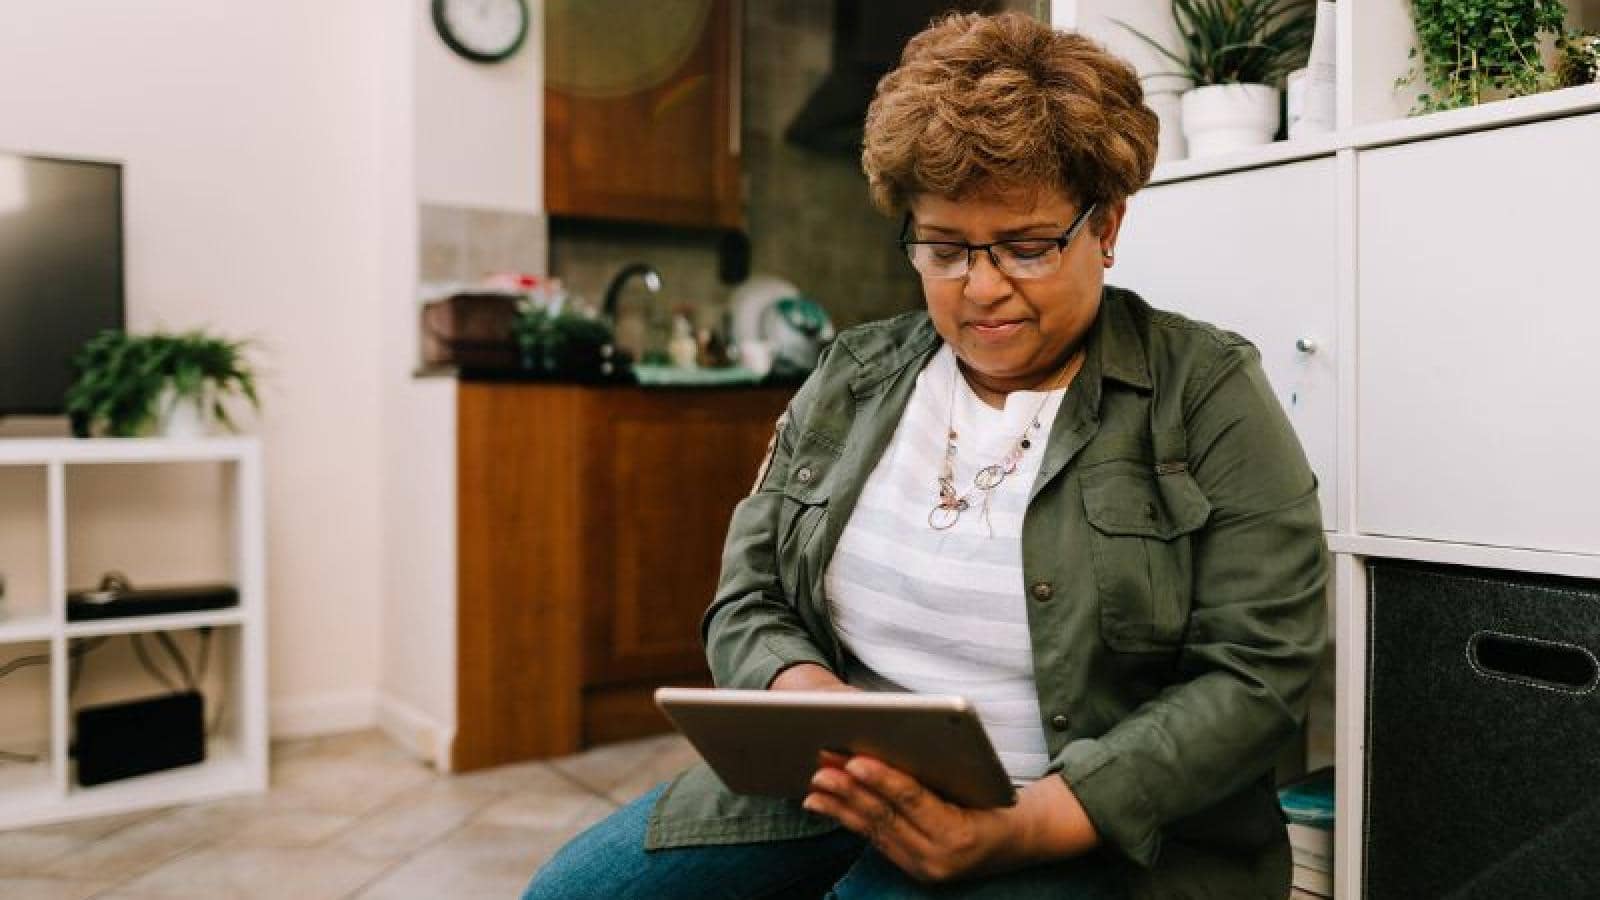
[1295,337,1318,354]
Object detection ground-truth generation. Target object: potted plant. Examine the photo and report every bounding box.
[1118,0,1315,158]
[65,329,261,438]
[1559,31,1600,87]
[511,305,625,381]
[1401,0,1568,114]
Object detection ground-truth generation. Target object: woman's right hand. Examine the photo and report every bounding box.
[769,662,858,692]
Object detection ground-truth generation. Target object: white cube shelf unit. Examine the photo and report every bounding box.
[0,437,267,829]
[1050,4,1600,899]
[1058,0,1600,185]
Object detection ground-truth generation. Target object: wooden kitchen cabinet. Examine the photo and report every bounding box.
[544,0,742,228]
[454,382,790,770]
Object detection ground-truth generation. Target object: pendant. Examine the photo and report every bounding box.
[929,504,961,530]
[974,464,1005,490]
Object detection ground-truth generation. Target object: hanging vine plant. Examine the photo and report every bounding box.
[1401,0,1570,114]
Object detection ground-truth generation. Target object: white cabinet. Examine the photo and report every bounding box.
[0,438,268,829]
[1114,158,1340,529]
[1357,113,1600,556]
[1053,7,1600,898]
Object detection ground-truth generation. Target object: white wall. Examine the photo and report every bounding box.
[0,0,543,762]
[416,0,544,213]
[0,1,387,736]
[376,0,544,770]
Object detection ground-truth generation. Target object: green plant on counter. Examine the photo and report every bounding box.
[1114,0,1315,86]
[1559,31,1600,86]
[1400,0,1569,114]
[512,306,621,378]
[66,330,260,437]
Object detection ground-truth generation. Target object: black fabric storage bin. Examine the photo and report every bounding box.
[1364,559,1600,899]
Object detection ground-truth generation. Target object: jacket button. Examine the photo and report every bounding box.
[1031,581,1054,602]
[1143,502,1158,520]
[795,466,813,484]
[1050,714,1070,731]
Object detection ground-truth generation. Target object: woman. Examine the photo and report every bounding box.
[525,12,1326,899]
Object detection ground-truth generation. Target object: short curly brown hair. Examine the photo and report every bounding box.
[862,12,1158,223]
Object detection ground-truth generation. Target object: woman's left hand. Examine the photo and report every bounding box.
[801,751,1015,883]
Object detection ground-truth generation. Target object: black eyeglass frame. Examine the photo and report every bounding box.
[898,203,1099,279]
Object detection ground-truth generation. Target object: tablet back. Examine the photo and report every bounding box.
[655,688,1016,809]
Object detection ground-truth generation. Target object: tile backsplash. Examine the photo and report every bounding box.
[547,224,723,330]
[419,204,548,283]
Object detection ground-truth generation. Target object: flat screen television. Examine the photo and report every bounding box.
[0,151,124,416]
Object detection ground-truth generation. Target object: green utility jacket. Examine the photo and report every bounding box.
[646,287,1328,897]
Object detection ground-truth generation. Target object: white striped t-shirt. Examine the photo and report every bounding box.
[824,344,1068,785]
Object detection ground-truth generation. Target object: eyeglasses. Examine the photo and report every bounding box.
[899,203,1097,280]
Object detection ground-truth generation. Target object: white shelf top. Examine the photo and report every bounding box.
[1151,133,1343,185]
[1148,82,1600,186]
[0,612,55,644]
[0,762,55,802]
[1,739,263,830]
[64,608,246,639]
[1347,81,1600,150]
[0,436,260,465]
[1328,533,1600,580]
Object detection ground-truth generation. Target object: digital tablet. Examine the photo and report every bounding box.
[654,687,1017,809]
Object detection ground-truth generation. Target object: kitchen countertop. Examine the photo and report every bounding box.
[415,363,808,390]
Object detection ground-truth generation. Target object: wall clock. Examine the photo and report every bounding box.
[433,0,530,64]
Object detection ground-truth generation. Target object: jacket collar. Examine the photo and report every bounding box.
[840,311,941,398]
[1089,286,1154,393]
[835,286,1152,403]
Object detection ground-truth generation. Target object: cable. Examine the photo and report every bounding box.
[68,637,111,696]
[194,628,226,736]
[196,627,213,684]
[208,681,226,737]
[2,638,109,764]
[130,633,180,693]
[155,631,195,690]
[0,651,49,680]
[1,629,227,763]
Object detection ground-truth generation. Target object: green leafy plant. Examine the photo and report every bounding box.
[1558,31,1600,87]
[65,330,260,437]
[511,306,621,378]
[1115,0,1316,86]
[1400,0,1569,114]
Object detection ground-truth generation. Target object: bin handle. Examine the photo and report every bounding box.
[1467,630,1599,695]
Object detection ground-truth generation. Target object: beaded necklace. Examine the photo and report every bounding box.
[929,351,1080,533]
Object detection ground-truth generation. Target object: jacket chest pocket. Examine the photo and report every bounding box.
[1081,463,1211,653]
[775,431,840,604]
[777,495,828,597]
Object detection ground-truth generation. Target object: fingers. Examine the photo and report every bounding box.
[803,758,938,854]
[818,749,849,770]
[803,754,999,884]
[843,756,940,837]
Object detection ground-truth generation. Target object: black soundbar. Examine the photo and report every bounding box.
[67,583,238,622]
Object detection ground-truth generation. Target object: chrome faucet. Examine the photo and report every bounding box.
[602,263,662,321]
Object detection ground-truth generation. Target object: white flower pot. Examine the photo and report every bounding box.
[154,383,215,439]
[1181,84,1281,158]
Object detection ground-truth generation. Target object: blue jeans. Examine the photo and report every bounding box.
[522,784,1129,900]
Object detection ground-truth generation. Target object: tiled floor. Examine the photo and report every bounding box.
[0,729,701,900]
[0,730,1327,899]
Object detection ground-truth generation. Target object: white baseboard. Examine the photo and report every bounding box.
[376,692,455,772]
[270,690,378,740]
